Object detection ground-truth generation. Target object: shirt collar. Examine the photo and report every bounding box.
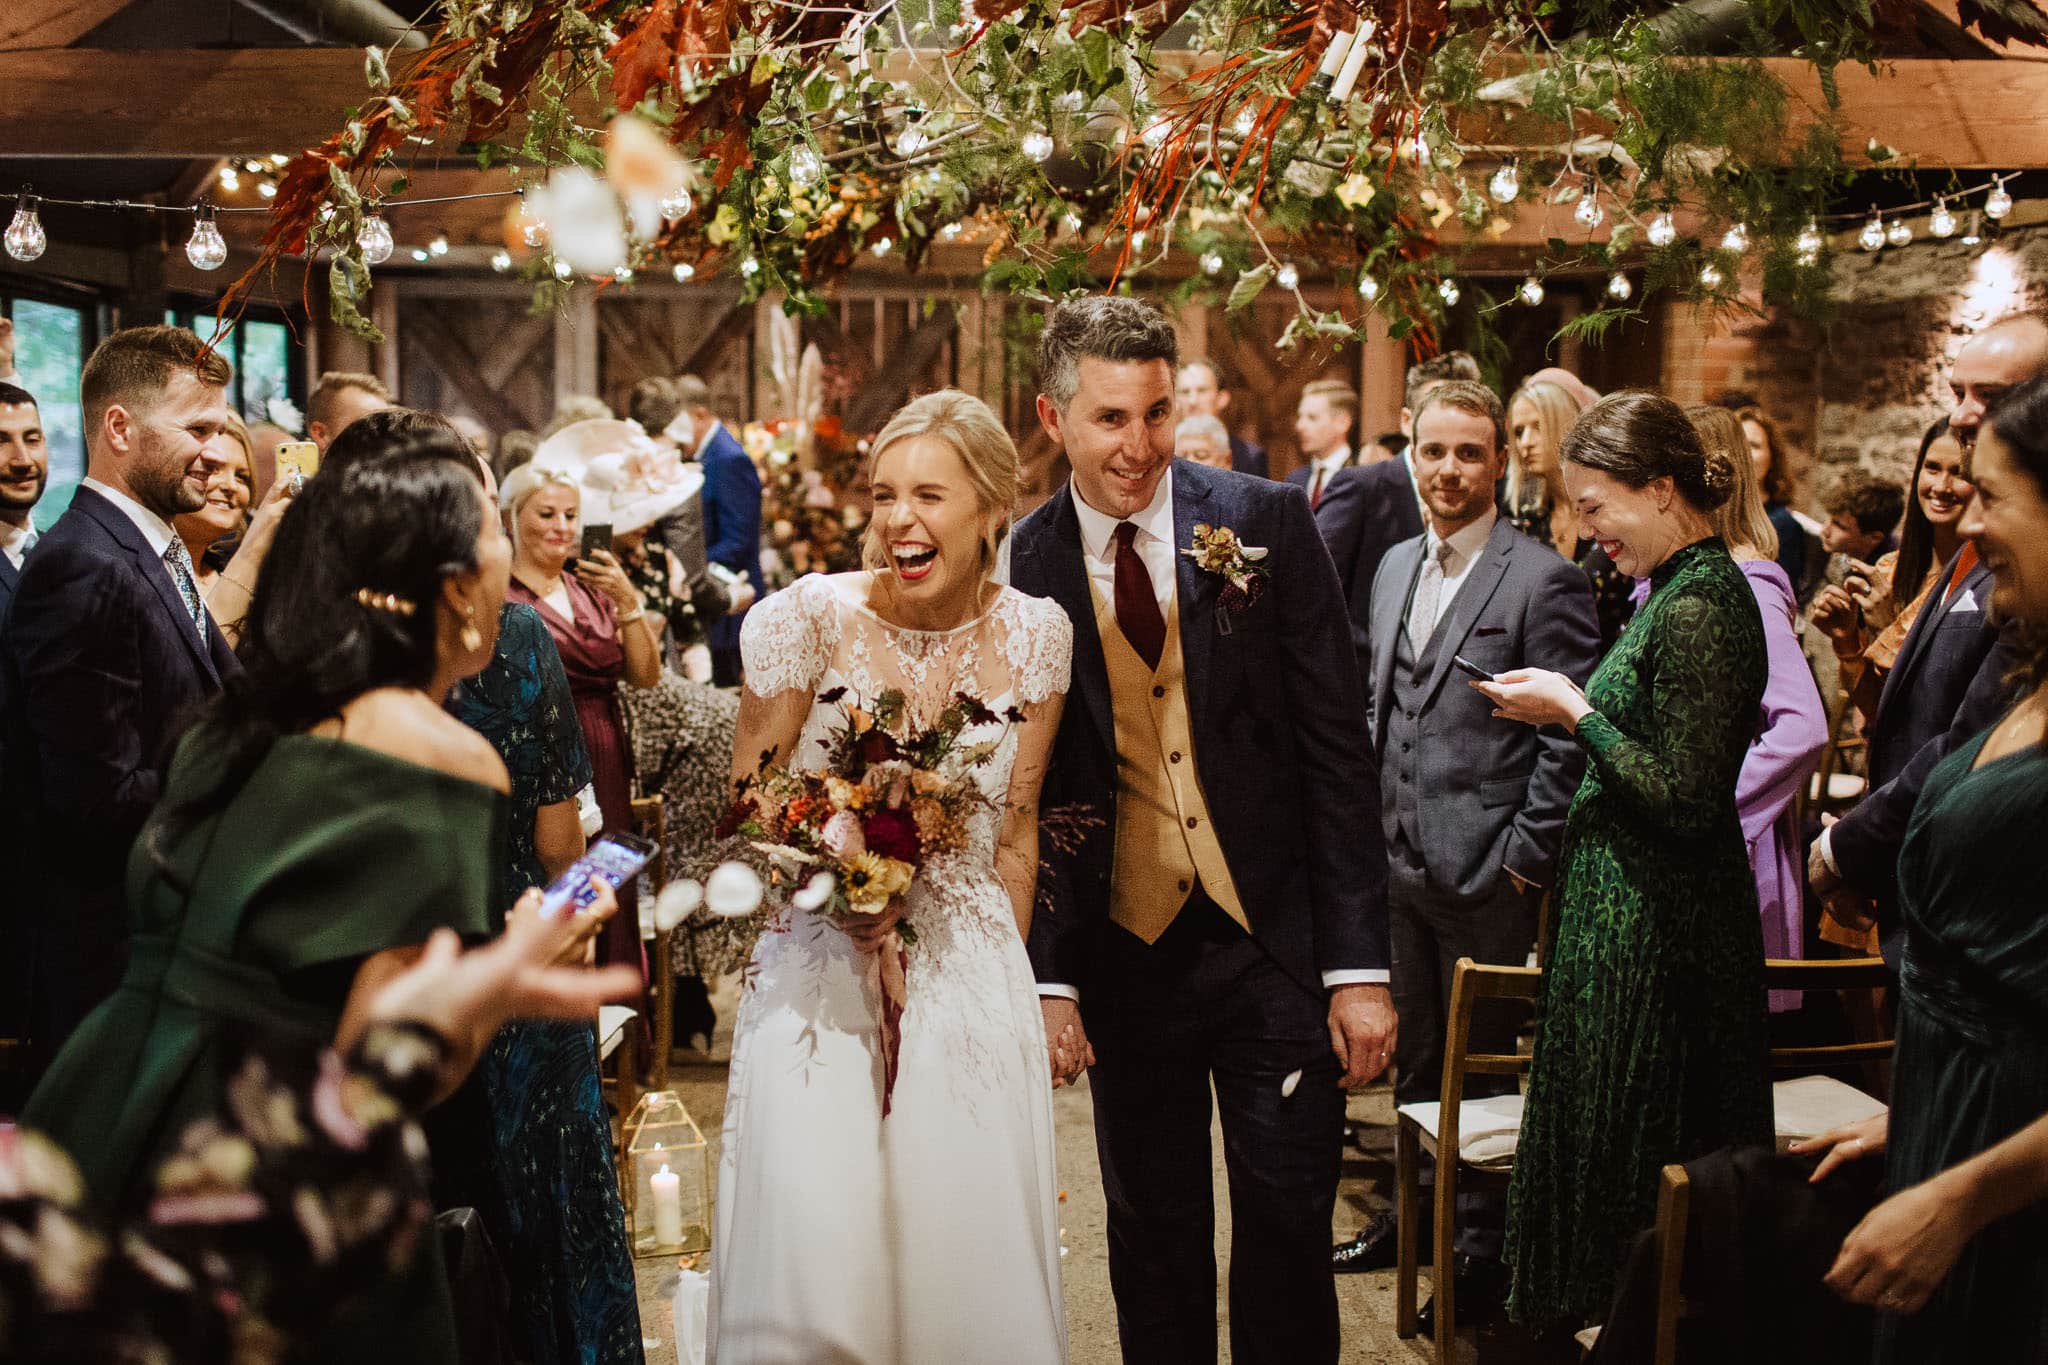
[1314,445,1352,477]
[1072,465,1175,563]
[692,420,721,460]
[1425,505,1498,567]
[0,521,33,556]
[80,477,178,557]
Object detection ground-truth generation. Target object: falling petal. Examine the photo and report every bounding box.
[704,862,765,918]
[654,880,702,932]
[1280,1069,1302,1097]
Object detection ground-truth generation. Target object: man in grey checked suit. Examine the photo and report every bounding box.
[1338,379,1600,1315]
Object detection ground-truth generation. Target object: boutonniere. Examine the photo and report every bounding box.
[1183,523,1270,629]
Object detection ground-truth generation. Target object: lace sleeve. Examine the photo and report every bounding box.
[1003,591,1075,705]
[740,576,836,698]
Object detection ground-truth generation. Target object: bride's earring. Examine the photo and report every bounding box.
[459,603,484,652]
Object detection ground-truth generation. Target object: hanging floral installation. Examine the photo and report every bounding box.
[230,0,2039,351]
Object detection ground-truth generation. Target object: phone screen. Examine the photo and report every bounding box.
[539,833,656,918]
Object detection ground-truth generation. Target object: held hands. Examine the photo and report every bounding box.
[1329,984,1397,1089]
[833,894,908,954]
[573,548,644,617]
[1471,668,1594,733]
[1041,996,1094,1089]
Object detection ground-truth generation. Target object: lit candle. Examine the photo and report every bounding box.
[1329,34,1374,104]
[652,1163,684,1247]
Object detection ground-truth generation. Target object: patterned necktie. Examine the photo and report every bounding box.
[1407,539,1457,648]
[163,538,208,634]
[1112,521,1166,671]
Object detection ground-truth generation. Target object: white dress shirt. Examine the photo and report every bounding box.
[80,476,179,557]
[1408,507,1498,643]
[1047,471,1388,997]
[0,520,34,569]
[1303,445,1352,504]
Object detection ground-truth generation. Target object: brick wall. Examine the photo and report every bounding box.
[1657,297,1824,504]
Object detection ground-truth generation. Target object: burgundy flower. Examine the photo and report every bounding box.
[857,730,895,767]
[862,806,923,863]
[714,796,754,840]
[1220,582,1249,614]
[953,692,997,726]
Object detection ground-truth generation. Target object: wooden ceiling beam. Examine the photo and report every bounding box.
[0,0,139,51]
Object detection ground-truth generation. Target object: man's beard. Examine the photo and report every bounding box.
[0,473,44,512]
[132,443,207,520]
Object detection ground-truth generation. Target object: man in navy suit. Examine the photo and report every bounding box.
[1176,358,1268,477]
[3,326,241,1069]
[0,381,45,617]
[1810,313,2044,948]
[675,374,764,686]
[1011,297,1392,1364]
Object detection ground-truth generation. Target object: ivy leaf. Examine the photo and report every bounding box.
[1227,264,1272,312]
[328,253,381,343]
[364,44,390,93]
[1079,28,1113,86]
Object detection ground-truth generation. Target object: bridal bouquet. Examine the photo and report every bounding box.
[719,685,1022,1112]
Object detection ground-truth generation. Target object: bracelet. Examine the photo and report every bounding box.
[220,574,257,597]
[616,606,646,625]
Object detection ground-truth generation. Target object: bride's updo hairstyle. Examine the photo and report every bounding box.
[860,388,1021,585]
[1560,389,1737,514]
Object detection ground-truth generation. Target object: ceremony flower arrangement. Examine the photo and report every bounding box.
[718,684,1024,1111]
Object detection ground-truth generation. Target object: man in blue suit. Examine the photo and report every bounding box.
[675,374,764,686]
[2,326,241,1070]
[1810,313,2043,950]
[1011,297,1392,1364]
[1175,358,1268,477]
[0,381,45,617]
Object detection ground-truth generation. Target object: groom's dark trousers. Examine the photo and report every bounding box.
[1085,892,1345,1364]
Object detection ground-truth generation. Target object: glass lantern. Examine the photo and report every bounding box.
[622,1089,712,1256]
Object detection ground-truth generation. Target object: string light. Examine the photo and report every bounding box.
[357,213,395,265]
[1794,219,1824,262]
[5,192,46,263]
[659,185,694,220]
[1699,262,1724,288]
[1275,262,1300,290]
[788,145,823,189]
[1720,222,1749,253]
[1886,217,1913,248]
[1130,230,1148,252]
[218,165,240,192]
[1054,89,1086,114]
[553,258,572,279]
[1930,199,1957,239]
[1962,212,1983,247]
[893,123,929,158]
[1021,130,1054,162]
[1488,158,1519,204]
[490,249,513,272]
[184,203,228,271]
[1437,276,1460,306]
[673,261,696,281]
[428,231,451,257]
[257,181,278,200]
[740,257,761,276]
[1200,251,1224,276]
[1647,212,1676,247]
[1573,176,1604,230]
[613,263,634,283]
[1518,275,1544,306]
[1141,116,1173,149]
[1357,272,1380,301]
[1232,107,1257,138]
[1606,271,1632,301]
[870,236,893,257]
[1986,177,2014,220]
[1858,208,1885,252]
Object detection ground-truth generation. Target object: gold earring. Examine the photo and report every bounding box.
[459,604,484,653]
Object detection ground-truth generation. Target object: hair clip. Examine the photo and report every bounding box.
[355,587,418,617]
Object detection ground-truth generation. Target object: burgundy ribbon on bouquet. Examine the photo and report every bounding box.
[876,933,909,1118]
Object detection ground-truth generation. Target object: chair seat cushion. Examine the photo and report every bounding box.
[1397,1093,1526,1169]
[598,1004,639,1060]
[1772,1073,1886,1148]
[1808,771,1867,803]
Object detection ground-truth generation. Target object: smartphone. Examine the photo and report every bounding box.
[580,522,615,563]
[538,831,658,918]
[275,440,320,492]
[1452,654,1496,682]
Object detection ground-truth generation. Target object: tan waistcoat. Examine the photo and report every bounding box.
[1092,585,1247,942]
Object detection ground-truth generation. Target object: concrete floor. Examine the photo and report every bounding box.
[626,977,1464,1365]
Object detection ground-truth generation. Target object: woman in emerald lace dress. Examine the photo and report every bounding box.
[1476,391,1772,1326]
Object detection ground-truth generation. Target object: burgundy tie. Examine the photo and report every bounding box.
[1309,465,1326,510]
[1113,521,1166,671]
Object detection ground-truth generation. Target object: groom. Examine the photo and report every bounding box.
[1010,296,1393,1364]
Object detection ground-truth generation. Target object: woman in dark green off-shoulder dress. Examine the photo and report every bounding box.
[1479,393,1773,1325]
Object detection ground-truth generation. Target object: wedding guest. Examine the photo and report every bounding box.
[0,380,46,616]
[1811,420,1971,732]
[24,435,533,1365]
[1287,378,1359,507]
[1508,369,1636,651]
[673,374,764,685]
[1739,406,1812,594]
[170,411,276,647]
[243,417,294,498]
[1174,412,1235,469]
[1,895,638,1365]
[1477,391,1772,1326]
[1333,381,1599,1318]
[1817,468,1904,565]
[1794,371,2048,1362]
[1176,358,1268,476]
[542,394,614,438]
[502,458,661,982]
[1,326,240,1068]
[1809,315,2042,950]
[305,370,392,451]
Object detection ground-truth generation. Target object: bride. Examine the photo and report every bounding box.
[710,390,1072,1363]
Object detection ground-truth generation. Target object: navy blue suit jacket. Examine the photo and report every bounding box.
[1008,462,1388,997]
[1830,552,2020,909]
[0,549,18,620]
[1229,435,1268,479]
[1313,459,1426,685]
[699,423,766,653]
[1,486,239,1043]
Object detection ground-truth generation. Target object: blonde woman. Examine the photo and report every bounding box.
[711,389,1073,1364]
[176,410,294,644]
[1508,369,1637,648]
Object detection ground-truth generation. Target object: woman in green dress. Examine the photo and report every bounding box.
[1794,374,2048,1362]
[23,434,560,1363]
[1477,391,1773,1325]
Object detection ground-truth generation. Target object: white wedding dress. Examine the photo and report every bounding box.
[710,573,1073,1365]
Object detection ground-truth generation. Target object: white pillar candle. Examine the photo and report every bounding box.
[1315,28,1356,81]
[1329,33,1374,104]
[652,1163,685,1246]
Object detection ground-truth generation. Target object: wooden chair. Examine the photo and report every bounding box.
[1635,956,1895,1365]
[1807,691,1869,817]
[1395,957,1542,1363]
[631,794,674,1088]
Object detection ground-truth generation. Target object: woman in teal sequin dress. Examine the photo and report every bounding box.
[1479,392,1772,1325]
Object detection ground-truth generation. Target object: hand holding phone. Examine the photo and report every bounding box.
[1452,654,1496,683]
[274,440,320,494]
[538,832,657,919]
[581,523,615,562]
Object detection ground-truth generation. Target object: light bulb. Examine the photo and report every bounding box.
[870,236,893,257]
[4,193,46,263]
[490,249,513,272]
[1699,262,1724,288]
[1488,160,1520,204]
[673,261,696,281]
[411,248,430,262]
[1130,230,1148,252]
[1055,90,1086,114]
[1437,276,1460,306]
[1412,131,1430,166]
[1573,177,1604,230]
[1021,130,1054,162]
[1519,275,1545,306]
[1794,219,1824,257]
[520,206,548,248]
[1606,271,1632,301]
[1233,107,1257,138]
[789,145,822,188]
[257,180,278,200]
[1930,200,1957,239]
[184,206,228,271]
[1357,273,1380,301]
[219,166,240,191]
[1887,217,1913,248]
[1200,251,1224,276]
[939,222,963,241]
[1858,210,1885,252]
[270,152,289,166]
[740,257,760,276]
[357,212,394,265]
[1060,211,1084,235]
[1962,211,1983,246]
[1647,212,1676,247]
[1142,116,1172,149]
[660,185,695,220]
[1720,222,1749,253]
[428,231,450,257]
[553,258,572,279]
[894,124,929,158]
[614,263,634,282]
[1276,262,1300,290]
[1986,180,2013,220]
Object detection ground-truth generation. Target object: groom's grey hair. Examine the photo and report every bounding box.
[1038,296,1180,412]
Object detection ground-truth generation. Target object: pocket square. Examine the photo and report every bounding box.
[1950,588,1980,614]
[1473,626,1507,637]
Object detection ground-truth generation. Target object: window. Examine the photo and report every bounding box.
[164,305,304,428]
[2,295,93,530]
